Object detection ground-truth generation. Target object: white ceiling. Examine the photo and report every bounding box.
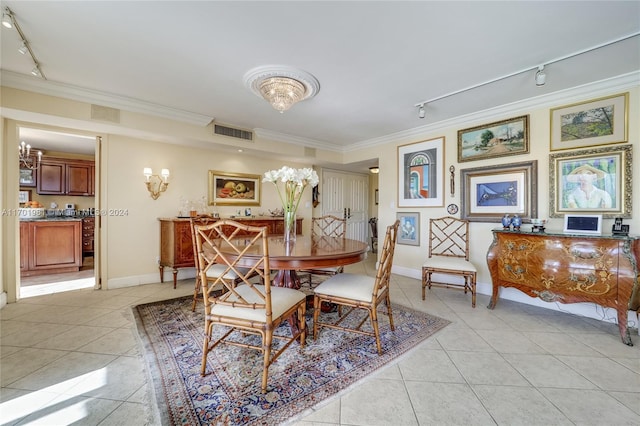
[2,1,639,167]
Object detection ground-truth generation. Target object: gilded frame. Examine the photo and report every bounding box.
[457,115,529,162]
[550,92,628,151]
[397,136,444,208]
[549,144,632,218]
[208,170,261,206]
[396,212,420,246]
[460,160,537,222]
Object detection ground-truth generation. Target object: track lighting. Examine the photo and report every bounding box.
[31,66,40,77]
[418,103,426,119]
[18,41,27,54]
[2,8,13,28]
[535,65,546,86]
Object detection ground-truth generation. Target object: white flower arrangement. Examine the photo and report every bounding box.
[262,166,319,215]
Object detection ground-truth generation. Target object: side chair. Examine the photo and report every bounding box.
[299,215,347,287]
[422,216,477,307]
[194,219,307,393]
[189,217,256,311]
[312,219,400,354]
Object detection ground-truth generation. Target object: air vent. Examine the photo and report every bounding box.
[214,124,253,141]
[91,104,120,123]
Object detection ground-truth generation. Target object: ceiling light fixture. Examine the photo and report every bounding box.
[418,103,426,119]
[2,8,13,28]
[412,31,639,111]
[535,65,546,86]
[1,7,46,80]
[244,65,320,113]
[369,166,379,174]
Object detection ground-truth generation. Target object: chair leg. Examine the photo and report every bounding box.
[421,268,429,300]
[471,273,477,308]
[192,275,201,311]
[201,321,211,376]
[370,308,382,355]
[312,295,320,340]
[298,303,307,346]
[261,331,272,393]
[385,293,395,331]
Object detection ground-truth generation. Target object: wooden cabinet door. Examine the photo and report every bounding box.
[28,221,82,271]
[37,160,65,194]
[66,162,92,195]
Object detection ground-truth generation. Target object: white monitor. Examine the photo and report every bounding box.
[563,214,602,235]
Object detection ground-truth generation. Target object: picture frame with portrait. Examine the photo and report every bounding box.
[549,144,632,218]
[396,212,420,246]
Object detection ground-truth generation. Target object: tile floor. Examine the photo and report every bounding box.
[1,256,639,425]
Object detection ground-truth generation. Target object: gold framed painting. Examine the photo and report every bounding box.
[208,171,261,206]
[457,115,529,162]
[550,92,628,151]
[549,144,632,218]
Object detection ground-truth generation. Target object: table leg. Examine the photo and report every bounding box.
[159,265,164,283]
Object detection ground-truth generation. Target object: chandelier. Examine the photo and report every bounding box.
[244,66,320,113]
[19,141,42,170]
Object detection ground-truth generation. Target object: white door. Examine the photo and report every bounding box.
[321,169,369,242]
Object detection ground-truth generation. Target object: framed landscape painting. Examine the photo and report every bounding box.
[397,137,444,207]
[208,171,261,206]
[550,92,628,151]
[460,161,537,222]
[457,115,529,162]
[549,144,631,218]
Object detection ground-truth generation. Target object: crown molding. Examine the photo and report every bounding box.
[348,71,640,151]
[253,128,343,152]
[0,70,213,127]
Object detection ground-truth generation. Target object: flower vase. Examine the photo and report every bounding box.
[283,210,297,242]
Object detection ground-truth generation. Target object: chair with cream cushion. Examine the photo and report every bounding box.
[189,217,256,311]
[422,216,477,307]
[299,215,347,286]
[194,219,307,393]
[312,220,399,354]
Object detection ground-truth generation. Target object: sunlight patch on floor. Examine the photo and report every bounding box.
[20,278,95,298]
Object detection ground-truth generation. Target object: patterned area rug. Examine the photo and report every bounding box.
[133,295,450,425]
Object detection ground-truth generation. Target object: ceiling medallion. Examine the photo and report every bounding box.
[244,65,320,113]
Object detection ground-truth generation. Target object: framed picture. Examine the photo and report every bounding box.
[397,137,444,207]
[550,92,628,151]
[19,168,36,187]
[397,212,420,246]
[208,171,261,206]
[457,115,529,162]
[18,190,31,204]
[460,160,538,222]
[549,144,631,218]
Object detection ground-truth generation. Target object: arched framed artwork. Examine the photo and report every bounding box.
[397,137,444,208]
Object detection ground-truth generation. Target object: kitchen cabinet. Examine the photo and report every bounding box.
[487,229,640,346]
[158,217,303,288]
[37,157,94,196]
[82,217,95,255]
[20,219,83,276]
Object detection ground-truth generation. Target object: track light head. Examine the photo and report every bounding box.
[535,65,546,86]
[31,66,40,77]
[418,103,426,119]
[2,8,12,28]
[18,41,27,55]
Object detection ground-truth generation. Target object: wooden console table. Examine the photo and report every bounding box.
[487,229,640,346]
[158,216,303,288]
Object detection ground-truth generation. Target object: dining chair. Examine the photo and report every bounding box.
[368,217,378,253]
[299,215,347,287]
[194,219,307,393]
[189,217,257,311]
[421,216,477,307]
[312,220,400,354]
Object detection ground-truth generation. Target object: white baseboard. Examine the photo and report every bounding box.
[107,268,196,289]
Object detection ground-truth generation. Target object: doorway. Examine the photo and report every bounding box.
[17,127,98,298]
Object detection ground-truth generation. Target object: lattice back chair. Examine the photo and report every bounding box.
[422,216,477,307]
[189,217,258,311]
[299,215,347,286]
[312,220,400,354]
[194,219,307,393]
[369,217,378,253]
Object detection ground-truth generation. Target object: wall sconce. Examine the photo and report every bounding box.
[144,167,170,200]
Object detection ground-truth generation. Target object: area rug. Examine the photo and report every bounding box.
[133,295,450,425]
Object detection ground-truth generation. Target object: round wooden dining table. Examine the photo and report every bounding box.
[220,235,368,289]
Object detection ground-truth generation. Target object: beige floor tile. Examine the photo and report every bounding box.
[33,325,114,351]
[523,331,603,357]
[474,384,573,425]
[447,351,529,386]
[66,355,146,400]
[556,355,640,392]
[397,348,465,383]
[609,391,640,415]
[502,353,597,389]
[84,308,134,328]
[577,332,640,358]
[340,378,417,425]
[295,396,341,424]
[434,327,495,352]
[405,381,495,425]
[0,387,61,425]
[17,394,123,425]
[98,401,149,426]
[476,329,548,354]
[77,327,138,355]
[539,388,640,425]
[1,348,67,386]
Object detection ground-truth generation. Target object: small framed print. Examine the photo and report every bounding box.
[396,212,420,246]
[18,190,31,204]
[20,168,36,187]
